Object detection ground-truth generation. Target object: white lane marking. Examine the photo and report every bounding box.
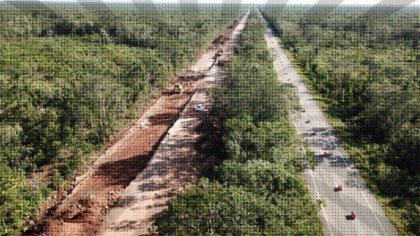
[355,214,364,236]
[265,29,334,235]
[342,149,386,235]
[269,17,398,235]
[308,169,334,236]
[361,191,387,235]
[266,20,392,235]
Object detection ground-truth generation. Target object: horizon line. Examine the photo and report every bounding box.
[1,1,419,6]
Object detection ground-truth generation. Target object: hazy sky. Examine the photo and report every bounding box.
[1,0,419,5]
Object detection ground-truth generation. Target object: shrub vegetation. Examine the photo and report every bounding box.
[155,11,322,236]
[0,3,241,234]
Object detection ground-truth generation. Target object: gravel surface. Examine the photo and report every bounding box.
[97,11,249,236]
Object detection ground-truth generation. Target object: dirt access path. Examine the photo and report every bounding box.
[27,12,248,236]
[261,10,398,236]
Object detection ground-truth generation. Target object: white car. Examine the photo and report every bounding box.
[194,104,205,111]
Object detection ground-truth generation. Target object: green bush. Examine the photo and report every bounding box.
[0,165,45,235]
[156,179,320,236]
[223,118,299,164]
[217,160,305,196]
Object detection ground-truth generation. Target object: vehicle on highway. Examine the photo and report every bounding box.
[194,103,205,111]
[350,211,356,220]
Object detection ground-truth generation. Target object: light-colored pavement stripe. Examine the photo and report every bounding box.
[361,190,387,235]
[309,169,334,236]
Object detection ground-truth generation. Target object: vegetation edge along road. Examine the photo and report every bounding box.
[260,9,398,236]
[154,10,323,235]
[260,6,419,236]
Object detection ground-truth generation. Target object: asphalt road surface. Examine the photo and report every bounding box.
[261,12,398,236]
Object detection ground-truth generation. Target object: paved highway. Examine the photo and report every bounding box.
[261,12,398,236]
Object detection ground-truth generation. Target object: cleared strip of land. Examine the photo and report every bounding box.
[28,12,248,236]
[261,12,398,236]
[98,12,249,236]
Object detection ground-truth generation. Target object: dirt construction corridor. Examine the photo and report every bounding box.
[28,11,249,236]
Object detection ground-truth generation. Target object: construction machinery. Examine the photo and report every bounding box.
[173,83,184,94]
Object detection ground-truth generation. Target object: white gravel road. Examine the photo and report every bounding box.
[97,11,249,236]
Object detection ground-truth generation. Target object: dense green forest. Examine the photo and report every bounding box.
[155,11,322,235]
[261,6,419,235]
[0,4,241,234]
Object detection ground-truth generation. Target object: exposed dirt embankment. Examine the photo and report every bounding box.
[98,11,249,236]
[24,12,248,236]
